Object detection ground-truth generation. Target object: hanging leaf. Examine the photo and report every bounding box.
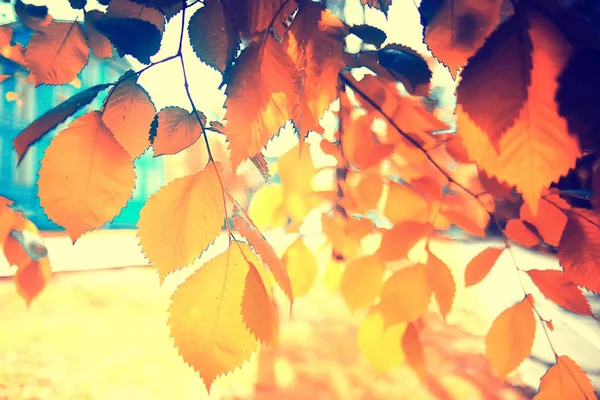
[485,294,536,378]
[558,208,600,294]
[167,243,258,393]
[233,214,294,305]
[357,309,407,374]
[102,75,156,159]
[360,0,393,16]
[241,260,279,347]
[37,112,136,242]
[426,251,455,321]
[339,254,385,312]
[105,0,165,32]
[188,0,239,72]
[376,44,432,94]
[282,238,317,298]
[13,83,110,164]
[152,106,203,156]
[534,356,597,400]
[137,163,225,283]
[384,181,430,224]
[284,1,345,141]
[14,256,51,308]
[464,247,504,287]
[378,222,434,262]
[342,113,395,170]
[14,0,51,30]
[84,10,114,59]
[520,199,567,247]
[505,219,540,248]
[349,24,387,48]
[401,322,426,382]
[222,37,297,170]
[25,21,89,86]
[456,10,533,152]
[93,17,162,64]
[526,269,594,318]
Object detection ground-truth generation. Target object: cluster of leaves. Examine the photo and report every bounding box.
[2,0,600,397]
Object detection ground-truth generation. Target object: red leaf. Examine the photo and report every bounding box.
[464,247,504,287]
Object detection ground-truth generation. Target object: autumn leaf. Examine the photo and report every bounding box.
[14,0,51,30]
[37,111,136,242]
[13,83,110,164]
[457,9,533,151]
[358,308,407,374]
[102,75,156,159]
[223,0,294,35]
[222,37,297,170]
[167,243,258,393]
[378,221,433,262]
[339,254,385,312]
[282,238,317,298]
[341,113,395,170]
[426,250,455,321]
[84,10,114,59]
[153,106,203,156]
[285,1,345,140]
[401,322,426,382]
[520,200,567,247]
[233,213,294,305]
[137,163,225,283]
[247,184,287,230]
[25,21,89,86]
[455,10,581,215]
[106,0,166,32]
[14,256,51,307]
[558,208,600,294]
[526,269,594,318]
[188,0,239,72]
[485,295,536,378]
[384,181,430,224]
[505,219,540,248]
[377,264,432,326]
[534,356,597,400]
[242,260,279,347]
[361,0,393,16]
[464,247,504,287]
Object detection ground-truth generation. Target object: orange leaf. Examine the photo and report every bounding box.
[282,239,317,298]
[534,356,597,400]
[558,208,600,294]
[25,21,89,86]
[167,243,258,393]
[526,269,594,318]
[342,113,395,170]
[14,256,51,308]
[464,247,504,287]
[137,163,225,283]
[37,111,136,242]
[426,251,455,321]
[505,219,540,248]
[153,106,203,156]
[455,10,581,216]
[102,75,156,159]
[223,37,297,170]
[233,213,293,305]
[340,254,385,312]
[378,222,434,262]
[520,199,567,247]
[384,182,430,225]
[242,261,279,347]
[485,295,536,378]
[401,322,425,382]
[285,1,345,140]
[377,264,432,326]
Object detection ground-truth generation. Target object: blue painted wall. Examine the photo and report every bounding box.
[0,25,165,231]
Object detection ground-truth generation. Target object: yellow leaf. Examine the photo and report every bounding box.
[137,162,225,283]
[485,294,536,378]
[322,259,344,291]
[37,111,135,242]
[340,254,385,312]
[242,260,279,347]
[358,308,407,374]
[282,238,317,298]
[223,37,297,170]
[247,184,287,230]
[153,106,203,156]
[102,75,156,159]
[168,243,258,393]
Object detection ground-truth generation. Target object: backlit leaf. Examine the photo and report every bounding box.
[247,184,287,231]
[342,113,395,170]
[340,255,385,312]
[188,0,239,72]
[222,38,296,170]
[426,251,455,321]
[37,111,135,242]
[505,219,540,248]
[520,199,567,247]
[14,256,51,307]
[137,163,225,283]
[358,309,407,374]
[25,21,89,86]
[464,247,504,287]
[534,356,597,400]
[526,269,594,318]
[102,75,156,159]
[384,181,430,224]
[153,106,202,156]
[167,243,258,393]
[13,83,110,163]
[242,260,279,347]
[401,322,425,382]
[282,238,317,298]
[485,294,536,378]
[378,222,434,262]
